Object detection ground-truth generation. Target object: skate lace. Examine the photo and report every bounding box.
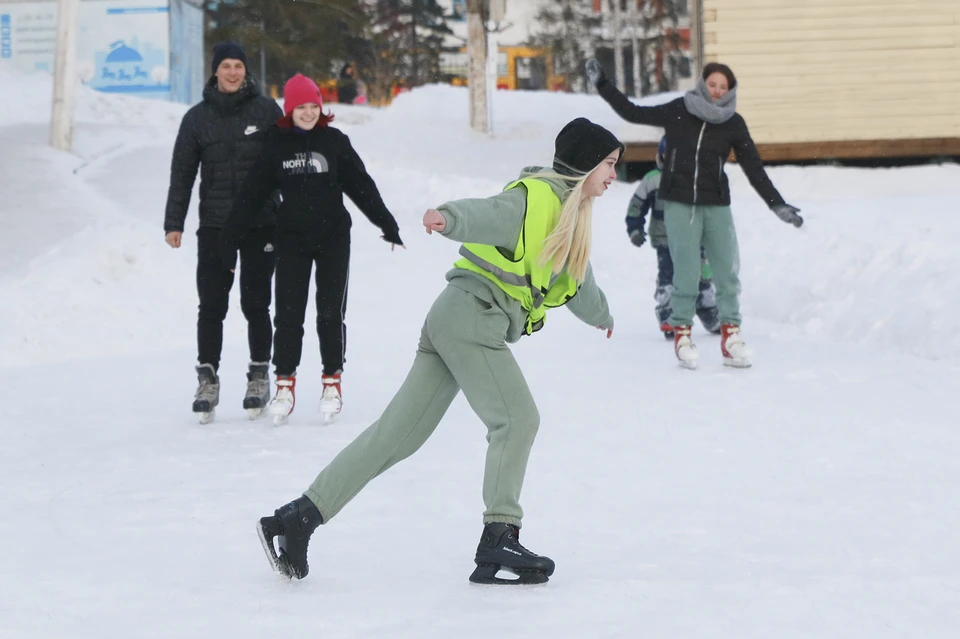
[508,527,538,556]
[274,386,293,402]
[195,380,219,402]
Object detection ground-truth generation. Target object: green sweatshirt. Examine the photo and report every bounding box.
[437,167,614,343]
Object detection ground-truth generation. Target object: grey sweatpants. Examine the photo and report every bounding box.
[304,285,540,528]
[663,201,742,326]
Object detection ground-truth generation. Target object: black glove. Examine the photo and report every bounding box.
[219,232,238,271]
[585,58,606,88]
[381,226,404,246]
[629,229,646,247]
[771,203,803,228]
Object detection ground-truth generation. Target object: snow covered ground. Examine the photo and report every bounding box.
[1,71,957,638]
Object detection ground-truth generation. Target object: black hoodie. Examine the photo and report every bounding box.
[220,124,400,264]
[163,76,283,233]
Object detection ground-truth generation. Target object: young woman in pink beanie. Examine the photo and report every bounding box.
[221,74,403,424]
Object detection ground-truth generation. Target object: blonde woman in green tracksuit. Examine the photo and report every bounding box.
[256,117,622,586]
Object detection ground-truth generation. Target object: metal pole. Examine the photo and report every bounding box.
[485,20,497,135]
[260,18,266,86]
[51,0,79,151]
[466,0,487,132]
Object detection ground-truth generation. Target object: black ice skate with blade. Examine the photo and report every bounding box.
[243,362,270,419]
[192,363,219,424]
[469,523,555,585]
[256,496,322,579]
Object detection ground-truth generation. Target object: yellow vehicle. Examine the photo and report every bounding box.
[442,46,567,91]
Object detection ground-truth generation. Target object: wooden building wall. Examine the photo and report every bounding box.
[701,0,960,148]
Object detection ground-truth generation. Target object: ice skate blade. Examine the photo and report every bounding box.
[272,414,289,426]
[723,357,752,368]
[256,518,284,575]
[469,563,549,586]
[197,409,215,424]
[246,407,266,420]
[322,411,338,424]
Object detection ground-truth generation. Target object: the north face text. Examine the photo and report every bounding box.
[283,152,329,175]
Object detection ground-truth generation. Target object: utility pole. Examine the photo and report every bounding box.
[612,0,624,90]
[486,0,505,135]
[629,0,641,97]
[51,0,79,151]
[260,17,266,87]
[466,0,487,133]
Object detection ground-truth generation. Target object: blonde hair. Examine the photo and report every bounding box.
[535,163,602,283]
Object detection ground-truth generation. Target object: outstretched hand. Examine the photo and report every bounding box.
[380,226,405,251]
[585,59,606,88]
[423,209,446,234]
[380,235,406,252]
[598,326,613,339]
[771,203,803,228]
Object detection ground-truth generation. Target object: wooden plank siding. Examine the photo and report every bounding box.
[700,0,960,145]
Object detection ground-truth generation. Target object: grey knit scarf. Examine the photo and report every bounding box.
[683,77,737,124]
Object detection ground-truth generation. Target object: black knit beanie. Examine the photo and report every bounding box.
[211,41,248,74]
[552,117,624,176]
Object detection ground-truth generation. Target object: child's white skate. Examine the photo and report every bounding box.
[269,376,296,426]
[319,374,342,424]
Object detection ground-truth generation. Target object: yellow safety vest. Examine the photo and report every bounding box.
[454,177,579,335]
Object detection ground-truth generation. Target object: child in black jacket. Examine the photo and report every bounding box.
[221,73,403,424]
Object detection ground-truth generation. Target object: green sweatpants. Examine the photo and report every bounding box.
[304,285,540,528]
[663,201,742,326]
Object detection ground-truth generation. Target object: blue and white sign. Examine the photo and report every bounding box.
[0,0,202,103]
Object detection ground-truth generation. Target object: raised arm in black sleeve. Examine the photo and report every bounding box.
[596,78,671,127]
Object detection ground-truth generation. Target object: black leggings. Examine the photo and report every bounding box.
[272,232,350,376]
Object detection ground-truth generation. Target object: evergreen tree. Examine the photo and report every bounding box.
[205,0,366,88]
[529,0,601,93]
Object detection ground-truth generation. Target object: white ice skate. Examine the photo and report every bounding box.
[269,376,296,426]
[672,326,700,370]
[319,374,342,424]
[721,325,753,368]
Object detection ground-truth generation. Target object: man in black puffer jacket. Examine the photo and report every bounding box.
[163,41,283,423]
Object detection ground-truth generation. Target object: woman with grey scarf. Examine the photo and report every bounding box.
[586,60,802,370]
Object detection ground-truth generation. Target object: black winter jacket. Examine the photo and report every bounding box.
[163,77,283,233]
[220,124,400,261]
[598,79,784,208]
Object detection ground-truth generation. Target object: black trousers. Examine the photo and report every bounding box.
[272,231,351,377]
[196,226,276,371]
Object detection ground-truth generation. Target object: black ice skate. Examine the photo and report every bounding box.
[469,523,555,585]
[192,363,220,424]
[257,496,323,580]
[243,362,271,419]
[654,284,674,340]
